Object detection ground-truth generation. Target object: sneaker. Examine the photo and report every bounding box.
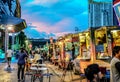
[21,79,24,82]
[18,79,21,82]
[8,65,10,67]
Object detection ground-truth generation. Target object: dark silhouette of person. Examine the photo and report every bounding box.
[85,64,100,82]
[72,42,75,60]
[17,48,28,81]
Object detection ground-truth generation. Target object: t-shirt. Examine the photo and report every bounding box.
[110,57,120,82]
[17,52,28,65]
[7,50,12,57]
[33,54,41,62]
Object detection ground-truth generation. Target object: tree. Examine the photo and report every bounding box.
[17,31,27,48]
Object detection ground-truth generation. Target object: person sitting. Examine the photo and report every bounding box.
[85,64,103,82]
[32,51,41,64]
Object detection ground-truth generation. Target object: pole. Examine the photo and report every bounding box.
[5,25,9,56]
[12,33,14,53]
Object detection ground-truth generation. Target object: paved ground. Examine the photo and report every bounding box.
[0,61,86,82]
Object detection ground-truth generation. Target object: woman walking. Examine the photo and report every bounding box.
[17,48,28,82]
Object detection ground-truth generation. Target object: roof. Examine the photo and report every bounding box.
[0,15,27,33]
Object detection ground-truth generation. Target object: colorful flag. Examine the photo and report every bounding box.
[113,0,120,25]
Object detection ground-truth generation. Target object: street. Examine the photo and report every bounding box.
[0,61,86,82]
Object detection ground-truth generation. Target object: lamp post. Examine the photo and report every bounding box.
[5,25,8,54]
[5,25,13,54]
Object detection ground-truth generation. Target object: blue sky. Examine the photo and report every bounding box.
[20,0,112,38]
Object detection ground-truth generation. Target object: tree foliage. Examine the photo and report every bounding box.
[17,31,27,47]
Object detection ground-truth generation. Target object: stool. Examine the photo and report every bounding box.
[24,71,33,81]
[31,73,43,82]
[43,73,53,82]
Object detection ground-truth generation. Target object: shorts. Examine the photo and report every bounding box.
[7,57,11,61]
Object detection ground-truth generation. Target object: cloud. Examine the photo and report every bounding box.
[20,0,89,38]
[27,0,59,7]
[24,26,56,39]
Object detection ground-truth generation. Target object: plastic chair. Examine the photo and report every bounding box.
[24,71,33,82]
[42,73,53,82]
[37,59,43,64]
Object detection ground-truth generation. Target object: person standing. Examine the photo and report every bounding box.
[110,46,120,82]
[17,48,28,82]
[72,42,75,60]
[6,49,12,68]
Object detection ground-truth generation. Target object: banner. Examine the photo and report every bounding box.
[113,0,120,25]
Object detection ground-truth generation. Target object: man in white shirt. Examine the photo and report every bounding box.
[6,49,12,67]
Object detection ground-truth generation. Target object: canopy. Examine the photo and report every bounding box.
[0,15,27,33]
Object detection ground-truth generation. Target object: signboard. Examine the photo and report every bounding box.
[72,36,79,42]
[96,45,104,52]
[113,0,120,25]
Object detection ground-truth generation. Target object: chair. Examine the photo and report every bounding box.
[30,67,51,82]
[37,59,43,64]
[42,72,53,82]
[24,71,33,82]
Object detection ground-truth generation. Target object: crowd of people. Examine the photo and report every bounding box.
[4,45,120,82]
[5,47,47,82]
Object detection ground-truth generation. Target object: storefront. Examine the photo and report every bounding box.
[87,26,120,71]
[72,33,80,57]
[64,34,72,52]
[94,26,120,60]
[94,27,109,60]
[79,31,91,60]
[111,28,120,47]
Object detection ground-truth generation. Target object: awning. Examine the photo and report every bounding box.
[0,15,27,33]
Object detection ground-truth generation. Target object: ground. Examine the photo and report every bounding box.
[0,61,86,82]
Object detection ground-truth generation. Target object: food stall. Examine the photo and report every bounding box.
[111,29,120,47]
[79,31,91,60]
[94,27,110,60]
[72,33,80,57]
[64,34,72,52]
[92,26,120,71]
[56,36,66,68]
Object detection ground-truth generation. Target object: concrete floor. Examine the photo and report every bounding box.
[0,62,86,82]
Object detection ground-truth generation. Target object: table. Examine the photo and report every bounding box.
[30,67,48,82]
[31,64,47,67]
[30,67,48,71]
